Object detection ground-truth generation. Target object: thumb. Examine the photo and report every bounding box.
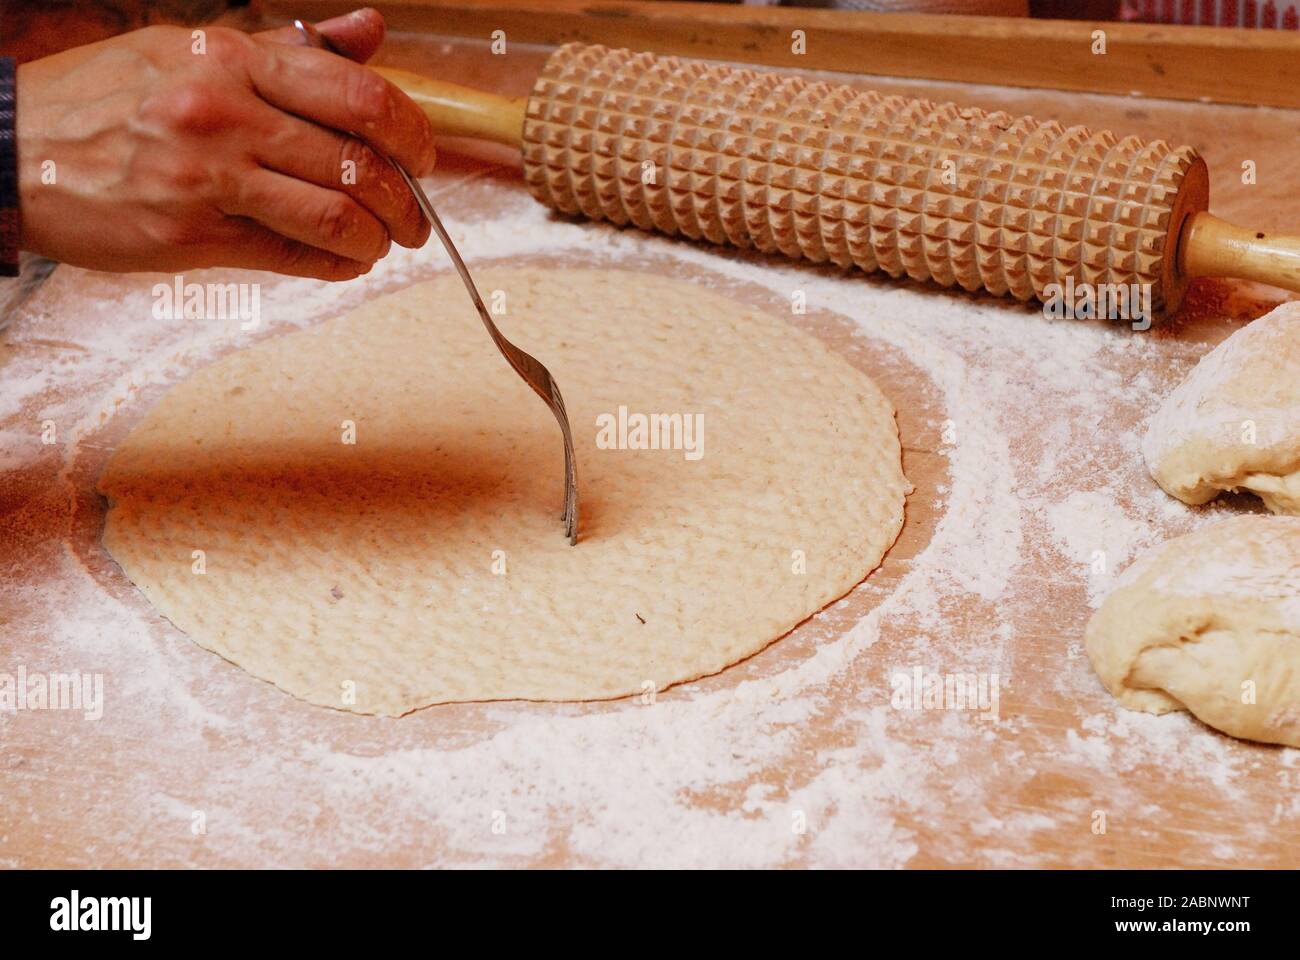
[254,8,386,63]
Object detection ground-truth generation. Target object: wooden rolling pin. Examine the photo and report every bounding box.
[375,43,1300,317]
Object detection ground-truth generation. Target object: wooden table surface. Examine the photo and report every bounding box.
[2,25,1298,868]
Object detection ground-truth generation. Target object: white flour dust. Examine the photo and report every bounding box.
[1043,490,1158,606]
[1,170,1295,868]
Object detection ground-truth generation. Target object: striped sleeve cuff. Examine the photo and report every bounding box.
[1,57,18,278]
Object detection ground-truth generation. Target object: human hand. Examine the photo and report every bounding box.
[16,8,435,280]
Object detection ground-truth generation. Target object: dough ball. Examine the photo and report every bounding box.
[99,269,909,715]
[1085,515,1300,747]
[1143,301,1300,514]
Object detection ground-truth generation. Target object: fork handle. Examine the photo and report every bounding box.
[374,67,526,146]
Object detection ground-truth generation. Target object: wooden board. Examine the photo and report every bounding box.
[2,28,1300,868]
[270,0,1300,108]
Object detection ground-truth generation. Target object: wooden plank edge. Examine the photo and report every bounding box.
[261,0,1300,110]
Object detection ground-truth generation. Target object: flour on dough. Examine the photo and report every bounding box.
[99,269,909,715]
[1086,515,1300,747]
[1143,301,1300,514]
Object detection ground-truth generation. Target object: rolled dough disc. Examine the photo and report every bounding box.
[99,268,908,715]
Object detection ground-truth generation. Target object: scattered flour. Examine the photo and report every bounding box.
[1,166,1294,868]
[1044,489,1157,605]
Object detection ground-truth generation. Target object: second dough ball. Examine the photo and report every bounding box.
[1143,301,1300,514]
[1086,515,1300,747]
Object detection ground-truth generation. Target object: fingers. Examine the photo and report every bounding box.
[221,168,391,265]
[255,8,386,63]
[219,221,374,280]
[244,43,437,177]
[252,108,429,249]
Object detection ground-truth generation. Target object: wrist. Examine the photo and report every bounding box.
[13,61,61,266]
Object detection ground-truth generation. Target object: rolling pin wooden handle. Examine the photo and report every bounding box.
[1180,212,1300,295]
[374,66,526,146]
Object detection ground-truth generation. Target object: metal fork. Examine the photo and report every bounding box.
[294,19,578,544]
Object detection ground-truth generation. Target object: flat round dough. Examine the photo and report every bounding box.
[1086,515,1300,747]
[1143,301,1300,514]
[100,268,908,715]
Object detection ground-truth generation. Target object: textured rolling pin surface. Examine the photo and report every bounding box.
[522,44,1204,309]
